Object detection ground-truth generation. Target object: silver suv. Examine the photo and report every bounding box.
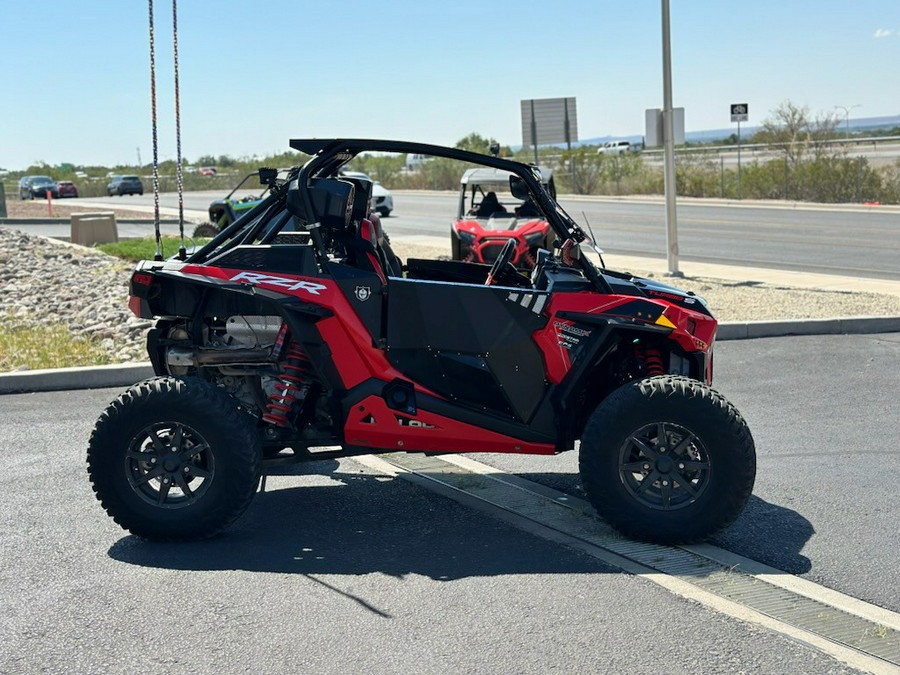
[107,175,144,196]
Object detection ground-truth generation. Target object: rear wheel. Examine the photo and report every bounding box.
[87,377,262,541]
[579,375,755,544]
[192,222,220,238]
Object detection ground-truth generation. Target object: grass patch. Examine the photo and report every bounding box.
[0,319,112,372]
[97,235,211,262]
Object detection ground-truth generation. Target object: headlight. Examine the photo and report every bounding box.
[524,232,545,245]
[457,230,476,243]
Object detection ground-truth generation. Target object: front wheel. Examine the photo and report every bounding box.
[579,375,755,544]
[86,377,262,541]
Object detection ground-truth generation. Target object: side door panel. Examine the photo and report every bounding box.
[386,278,548,421]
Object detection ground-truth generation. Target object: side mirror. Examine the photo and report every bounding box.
[509,175,531,201]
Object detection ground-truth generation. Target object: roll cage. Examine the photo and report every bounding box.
[186,139,613,294]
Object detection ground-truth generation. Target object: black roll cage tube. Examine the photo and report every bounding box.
[188,139,613,294]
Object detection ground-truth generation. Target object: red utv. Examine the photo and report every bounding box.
[87,139,755,545]
[451,167,556,269]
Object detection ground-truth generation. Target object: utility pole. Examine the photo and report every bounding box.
[661,0,681,276]
[834,104,860,140]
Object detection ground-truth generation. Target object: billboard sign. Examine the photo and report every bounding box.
[520,97,578,148]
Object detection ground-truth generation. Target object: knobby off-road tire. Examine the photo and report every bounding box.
[87,377,262,541]
[579,375,756,544]
[192,222,220,238]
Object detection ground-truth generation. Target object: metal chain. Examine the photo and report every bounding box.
[148,0,162,260]
[172,0,186,258]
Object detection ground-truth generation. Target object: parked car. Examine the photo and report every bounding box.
[57,181,79,198]
[18,176,35,199]
[20,175,58,199]
[107,175,144,196]
[199,166,217,176]
[450,166,555,269]
[341,170,393,216]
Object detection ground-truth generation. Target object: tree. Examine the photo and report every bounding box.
[454,132,510,156]
[752,100,841,166]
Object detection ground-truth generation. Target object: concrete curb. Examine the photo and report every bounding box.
[2,316,898,395]
[0,363,154,395]
[715,315,900,340]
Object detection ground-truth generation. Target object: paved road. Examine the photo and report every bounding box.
[73,191,900,281]
[1,334,897,674]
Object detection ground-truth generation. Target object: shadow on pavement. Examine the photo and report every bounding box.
[108,466,813,580]
[711,494,814,574]
[108,467,616,582]
[511,470,814,574]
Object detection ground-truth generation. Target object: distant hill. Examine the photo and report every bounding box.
[523,114,900,150]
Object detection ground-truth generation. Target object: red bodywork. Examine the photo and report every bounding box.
[132,261,717,456]
[452,216,550,268]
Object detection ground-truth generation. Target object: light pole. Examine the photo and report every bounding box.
[661,0,681,276]
[834,104,860,140]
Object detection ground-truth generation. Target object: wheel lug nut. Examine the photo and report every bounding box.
[662,480,669,486]
[643,463,650,470]
[678,463,684,470]
[150,457,157,464]
[183,467,190,473]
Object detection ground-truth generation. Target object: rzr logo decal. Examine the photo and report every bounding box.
[355,286,371,301]
[230,271,328,295]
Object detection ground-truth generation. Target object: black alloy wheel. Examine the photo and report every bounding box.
[87,377,261,541]
[579,375,756,544]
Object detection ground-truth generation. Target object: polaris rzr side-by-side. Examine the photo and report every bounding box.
[450,166,556,269]
[191,169,291,238]
[87,139,756,544]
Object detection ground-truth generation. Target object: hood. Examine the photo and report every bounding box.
[602,269,713,317]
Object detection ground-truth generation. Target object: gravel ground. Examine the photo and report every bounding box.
[2,207,900,372]
[3,197,156,221]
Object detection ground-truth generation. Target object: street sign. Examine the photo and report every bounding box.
[730,103,749,123]
[645,107,685,147]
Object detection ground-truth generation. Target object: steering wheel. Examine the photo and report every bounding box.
[485,238,518,286]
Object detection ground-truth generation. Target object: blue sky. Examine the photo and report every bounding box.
[1,0,898,170]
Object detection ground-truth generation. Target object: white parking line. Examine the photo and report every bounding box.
[354,452,900,675]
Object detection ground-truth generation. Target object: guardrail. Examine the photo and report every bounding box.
[641,135,900,158]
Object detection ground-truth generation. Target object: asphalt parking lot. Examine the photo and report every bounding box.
[1,333,898,674]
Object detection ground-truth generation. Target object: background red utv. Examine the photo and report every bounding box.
[56,181,79,198]
[451,167,557,269]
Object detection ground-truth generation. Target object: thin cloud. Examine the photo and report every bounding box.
[874,28,894,38]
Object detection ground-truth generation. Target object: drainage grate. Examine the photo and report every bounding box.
[375,453,900,671]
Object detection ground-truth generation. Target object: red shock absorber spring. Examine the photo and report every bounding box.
[262,339,313,427]
[634,343,665,377]
[643,347,665,376]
